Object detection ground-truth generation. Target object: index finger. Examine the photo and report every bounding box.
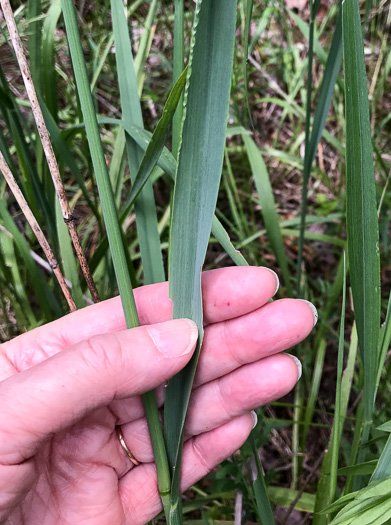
[2,266,278,369]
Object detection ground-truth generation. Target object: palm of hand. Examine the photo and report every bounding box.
[0,268,315,525]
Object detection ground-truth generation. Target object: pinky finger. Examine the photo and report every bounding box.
[119,413,254,525]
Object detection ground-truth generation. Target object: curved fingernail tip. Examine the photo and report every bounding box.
[250,410,258,429]
[261,267,280,296]
[285,353,302,381]
[298,299,318,327]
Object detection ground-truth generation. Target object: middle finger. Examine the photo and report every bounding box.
[110,297,315,425]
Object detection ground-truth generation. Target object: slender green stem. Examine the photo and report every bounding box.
[296,0,316,295]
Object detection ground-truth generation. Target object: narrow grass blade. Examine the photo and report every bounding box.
[62,2,173,516]
[243,134,292,294]
[126,66,187,206]
[211,215,248,267]
[0,227,36,327]
[111,0,165,285]
[133,0,159,85]
[61,0,137,323]
[305,9,343,174]
[109,126,126,208]
[173,0,184,157]
[314,335,359,521]
[90,34,114,92]
[0,199,60,320]
[288,9,327,63]
[376,291,391,389]
[329,252,347,502]
[249,432,275,525]
[39,94,100,220]
[248,6,272,55]
[0,65,54,234]
[42,0,61,119]
[301,256,345,456]
[223,148,250,242]
[165,0,237,520]
[244,0,254,127]
[343,0,380,440]
[296,0,319,293]
[28,0,42,87]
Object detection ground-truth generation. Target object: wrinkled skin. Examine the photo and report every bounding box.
[0,267,316,524]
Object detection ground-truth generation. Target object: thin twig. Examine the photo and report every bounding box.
[0,151,77,312]
[0,0,100,303]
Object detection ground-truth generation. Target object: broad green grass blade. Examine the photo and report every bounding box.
[343,0,380,443]
[371,433,391,482]
[111,0,165,285]
[243,134,292,294]
[126,66,187,206]
[165,0,237,521]
[327,476,391,525]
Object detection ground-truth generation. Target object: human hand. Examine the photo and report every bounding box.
[0,266,316,524]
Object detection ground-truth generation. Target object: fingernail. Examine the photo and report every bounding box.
[285,353,302,381]
[298,299,318,327]
[147,319,198,358]
[262,267,280,296]
[250,410,258,429]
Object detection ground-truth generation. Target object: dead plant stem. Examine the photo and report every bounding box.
[0,151,77,311]
[0,0,100,303]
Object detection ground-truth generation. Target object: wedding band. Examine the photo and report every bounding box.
[116,426,140,466]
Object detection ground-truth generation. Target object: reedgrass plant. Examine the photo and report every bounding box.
[0,0,391,522]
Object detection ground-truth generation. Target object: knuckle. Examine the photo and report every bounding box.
[82,332,126,378]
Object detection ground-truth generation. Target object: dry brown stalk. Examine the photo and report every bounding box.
[0,0,100,303]
[0,150,77,312]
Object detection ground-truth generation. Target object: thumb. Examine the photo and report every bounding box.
[0,319,198,465]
